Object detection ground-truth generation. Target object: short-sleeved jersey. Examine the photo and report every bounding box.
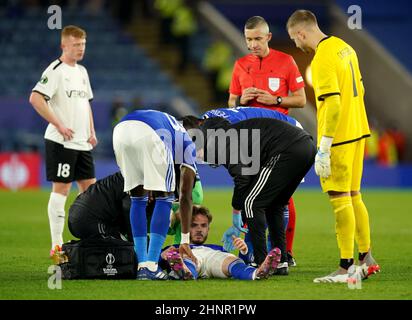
[229,49,305,114]
[120,109,197,173]
[32,59,94,151]
[311,36,370,146]
[202,107,302,128]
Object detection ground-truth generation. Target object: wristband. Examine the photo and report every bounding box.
[181,232,190,244]
[319,136,333,153]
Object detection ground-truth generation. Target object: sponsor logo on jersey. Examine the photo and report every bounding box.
[65,90,88,98]
[296,76,304,83]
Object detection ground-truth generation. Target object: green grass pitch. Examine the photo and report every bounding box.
[0,188,411,300]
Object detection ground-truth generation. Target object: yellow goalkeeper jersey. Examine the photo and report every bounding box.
[311,36,370,146]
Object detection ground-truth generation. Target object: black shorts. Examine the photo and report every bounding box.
[45,139,95,183]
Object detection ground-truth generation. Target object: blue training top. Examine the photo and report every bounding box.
[120,109,197,171]
[202,106,301,127]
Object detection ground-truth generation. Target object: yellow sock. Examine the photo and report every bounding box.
[352,193,371,253]
[330,196,355,259]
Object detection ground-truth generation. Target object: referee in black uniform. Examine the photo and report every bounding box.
[187,117,316,268]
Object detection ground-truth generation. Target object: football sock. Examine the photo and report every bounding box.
[286,197,296,254]
[340,258,354,270]
[352,193,371,253]
[283,205,289,231]
[48,192,67,250]
[147,196,173,264]
[240,232,255,265]
[330,196,355,259]
[183,258,198,279]
[358,252,368,261]
[130,196,148,266]
[266,232,272,252]
[228,259,256,280]
[145,261,158,272]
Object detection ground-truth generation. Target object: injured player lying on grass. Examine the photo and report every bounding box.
[159,205,281,280]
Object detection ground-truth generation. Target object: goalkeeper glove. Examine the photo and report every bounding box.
[315,136,333,178]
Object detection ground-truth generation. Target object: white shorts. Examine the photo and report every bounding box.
[192,246,236,279]
[113,120,175,192]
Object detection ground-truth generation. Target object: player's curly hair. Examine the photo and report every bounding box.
[193,205,213,224]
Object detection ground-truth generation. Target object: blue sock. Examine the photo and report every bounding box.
[147,196,173,262]
[130,196,148,264]
[267,207,288,252]
[266,232,273,252]
[283,205,289,231]
[183,258,198,279]
[228,259,256,280]
[239,232,255,264]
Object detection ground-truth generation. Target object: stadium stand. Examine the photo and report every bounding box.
[0,5,199,157]
[335,0,412,75]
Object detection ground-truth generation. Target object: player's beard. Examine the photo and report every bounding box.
[191,232,208,245]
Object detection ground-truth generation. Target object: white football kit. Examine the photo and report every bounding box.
[192,245,236,279]
[32,59,94,151]
[113,120,176,192]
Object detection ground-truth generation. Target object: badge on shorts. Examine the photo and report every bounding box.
[268,78,280,92]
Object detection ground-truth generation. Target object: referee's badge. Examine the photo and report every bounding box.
[268,78,280,92]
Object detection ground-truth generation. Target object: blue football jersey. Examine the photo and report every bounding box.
[202,107,301,127]
[120,109,197,170]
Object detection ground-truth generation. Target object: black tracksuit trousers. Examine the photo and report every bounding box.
[241,136,316,265]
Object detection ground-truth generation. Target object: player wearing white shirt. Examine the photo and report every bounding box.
[29,26,97,258]
[35,59,94,150]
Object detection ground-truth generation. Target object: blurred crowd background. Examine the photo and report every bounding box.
[0,0,411,189]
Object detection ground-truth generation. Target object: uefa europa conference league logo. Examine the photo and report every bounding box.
[103,253,118,276]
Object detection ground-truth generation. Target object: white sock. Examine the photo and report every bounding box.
[138,262,148,270]
[48,192,67,250]
[146,261,158,272]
